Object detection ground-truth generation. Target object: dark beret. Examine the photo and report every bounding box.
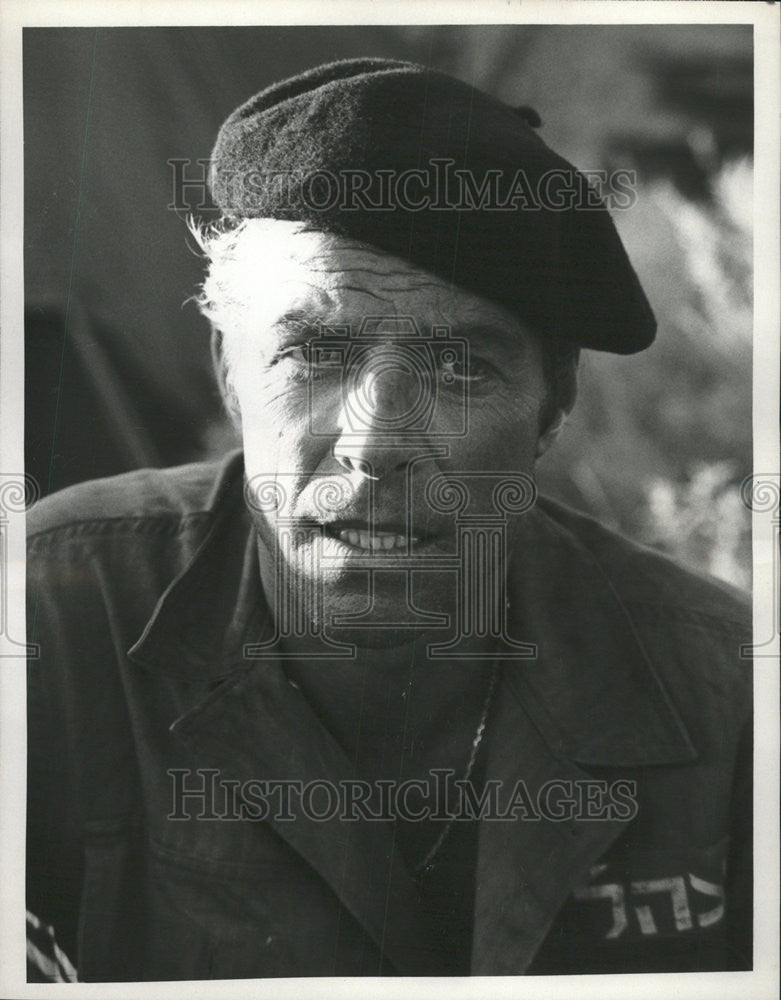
[210,58,656,354]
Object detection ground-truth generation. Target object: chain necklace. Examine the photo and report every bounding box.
[413,661,502,883]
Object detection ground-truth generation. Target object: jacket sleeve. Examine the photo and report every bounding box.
[724,710,753,970]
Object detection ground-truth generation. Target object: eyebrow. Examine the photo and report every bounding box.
[274,310,316,329]
[270,311,331,340]
[271,312,525,356]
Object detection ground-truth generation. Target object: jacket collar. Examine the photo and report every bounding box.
[129,455,696,768]
[128,454,271,679]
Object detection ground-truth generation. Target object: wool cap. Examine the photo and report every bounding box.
[210,58,656,353]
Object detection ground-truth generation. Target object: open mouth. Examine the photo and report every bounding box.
[322,522,419,552]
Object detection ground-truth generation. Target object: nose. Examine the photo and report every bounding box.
[332,452,380,480]
[332,345,434,481]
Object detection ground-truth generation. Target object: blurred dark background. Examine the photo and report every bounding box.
[24,25,753,586]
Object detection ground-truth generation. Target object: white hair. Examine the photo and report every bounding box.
[189,216,321,329]
[188,216,340,383]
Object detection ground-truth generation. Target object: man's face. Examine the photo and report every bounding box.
[222,223,550,647]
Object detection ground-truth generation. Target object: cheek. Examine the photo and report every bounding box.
[451,386,544,473]
[233,365,337,497]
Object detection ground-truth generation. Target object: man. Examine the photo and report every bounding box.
[26,58,752,979]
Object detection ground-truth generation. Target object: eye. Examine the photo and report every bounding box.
[276,341,343,380]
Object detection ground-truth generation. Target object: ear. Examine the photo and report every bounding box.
[210,324,242,429]
[535,408,568,458]
[535,352,579,458]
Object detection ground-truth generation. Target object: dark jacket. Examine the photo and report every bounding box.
[26,450,752,979]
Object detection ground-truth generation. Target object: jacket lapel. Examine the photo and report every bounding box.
[167,654,446,975]
[471,503,698,973]
[472,673,629,975]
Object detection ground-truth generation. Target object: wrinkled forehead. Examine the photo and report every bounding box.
[226,219,526,337]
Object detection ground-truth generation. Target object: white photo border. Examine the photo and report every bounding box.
[1,2,778,998]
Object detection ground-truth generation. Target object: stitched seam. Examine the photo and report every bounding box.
[620,600,750,636]
[172,667,255,733]
[149,836,279,878]
[27,511,214,547]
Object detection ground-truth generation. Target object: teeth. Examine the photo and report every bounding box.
[336,528,414,551]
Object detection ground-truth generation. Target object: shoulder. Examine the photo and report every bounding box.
[27,450,244,548]
[536,495,751,742]
[535,496,751,773]
[26,451,246,635]
[536,494,751,634]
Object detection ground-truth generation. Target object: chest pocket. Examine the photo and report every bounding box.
[77,818,310,980]
[77,819,208,982]
[146,828,377,978]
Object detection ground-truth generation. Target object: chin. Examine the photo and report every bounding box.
[282,566,458,650]
[256,525,460,647]
[327,578,452,627]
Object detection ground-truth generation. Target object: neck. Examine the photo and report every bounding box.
[253,530,501,766]
[279,630,499,772]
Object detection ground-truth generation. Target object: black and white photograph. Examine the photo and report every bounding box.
[0,1,778,996]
